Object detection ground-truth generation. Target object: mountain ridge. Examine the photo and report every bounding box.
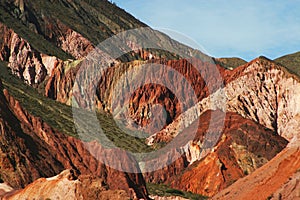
[0,0,299,199]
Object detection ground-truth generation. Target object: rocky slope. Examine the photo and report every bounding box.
[148,57,300,147]
[35,57,225,133]
[0,0,299,199]
[0,0,222,134]
[225,57,300,141]
[212,145,300,200]
[2,169,130,200]
[0,79,148,199]
[0,22,52,85]
[1,30,298,200]
[143,57,300,197]
[145,110,287,197]
[0,0,209,88]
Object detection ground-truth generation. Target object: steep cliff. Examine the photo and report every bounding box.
[0,22,52,85]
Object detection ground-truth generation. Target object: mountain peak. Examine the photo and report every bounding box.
[0,0,299,199]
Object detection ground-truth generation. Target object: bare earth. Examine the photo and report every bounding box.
[213,146,300,200]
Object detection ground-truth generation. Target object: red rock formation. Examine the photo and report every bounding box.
[0,2,298,199]
[1,169,131,200]
[147,110,287,197]
[149,57,300,148]
[45,58,225,133]
[44,60,78,103]
[270,169,300,199]
[223,57,300,141]
[0,23,48,85]
[0,79,149,199]
[41,56,298,198]
[212,146,300,200]
[43,18,95,59]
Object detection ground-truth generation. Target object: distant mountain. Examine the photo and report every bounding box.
[275,51,300,77]
[214,57,247,69]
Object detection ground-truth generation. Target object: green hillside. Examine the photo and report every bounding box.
[214,57,247,69]
[0,61,151,153]
[275,51,300,77]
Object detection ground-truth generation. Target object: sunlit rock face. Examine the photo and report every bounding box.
[144,110,287,197]
[148,57,300,149]
[225,57,300,142]
[1,169,132,200]
[0,23,47,85]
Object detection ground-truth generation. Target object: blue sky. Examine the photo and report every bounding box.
[114,0,300,61]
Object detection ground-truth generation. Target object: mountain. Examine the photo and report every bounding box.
[213,144,300,200]
[213,57,247,70]
[0,0,299,199]
[275,51,300,77]
[0,69,148,199]
[168,110,287,197]
[144,57,300,197]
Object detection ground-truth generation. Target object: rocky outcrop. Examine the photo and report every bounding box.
[44,59,79,104]
[1,169,130,200]
[148,57,300,147]
[42,18,95,59]
[143,110,287,197]
[0,79,149,199]
[0,18,94,86]
[270,170,300,200]
[4,0,95,59]
[0,23,50,85]
[65,58,224,133]
[212,146,300,200]
[225,57,300,141]
[167,110,287,197]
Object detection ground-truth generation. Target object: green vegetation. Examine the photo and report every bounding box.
[146,183,207,200]
[275,51,300,77]
[0,0,202,63]
[0,0,145,62]
[0,61,151,153]
[0,5,72,60]
[1,0,145,47]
